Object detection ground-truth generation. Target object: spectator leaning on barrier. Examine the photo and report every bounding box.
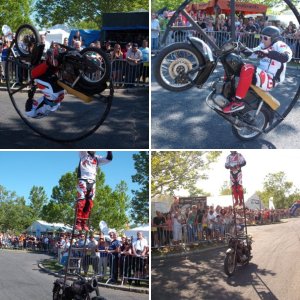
[107,229,121,284]
[139,40,149,83]
[110,43,123,83]
[132,232,148,284]
[151,13,160,51]
[97,234,109,279]
[125,43,142,87]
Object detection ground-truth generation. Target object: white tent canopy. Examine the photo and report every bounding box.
[39,28,70,45]
[245,193,265,210]
[26,220,72,237]
[123,225,149,243]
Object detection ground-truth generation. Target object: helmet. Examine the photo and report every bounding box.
[261,26,281,44]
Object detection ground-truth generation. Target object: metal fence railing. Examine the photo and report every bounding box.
[152,210,291,248]
[59,247,149,285]
[0,59,149,91]
[158,29,300,60]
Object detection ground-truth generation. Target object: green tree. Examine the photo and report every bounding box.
[151,151,221,197]
[0,185,33,234]
[0,0,33,31]
[34,0,149,29]
[28,186,48,219]
[41,168,130,231]
[219,181,232,196]
[258,171,296,208]
[130,152,149,225]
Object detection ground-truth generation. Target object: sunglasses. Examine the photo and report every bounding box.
[260,35,270,41]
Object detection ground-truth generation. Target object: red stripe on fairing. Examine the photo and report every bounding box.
[37,83,46,90]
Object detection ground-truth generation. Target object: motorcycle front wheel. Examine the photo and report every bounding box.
[232,107,269,141]
[224,253,237,276]
[154,43,205,92]
[15,24,41,59]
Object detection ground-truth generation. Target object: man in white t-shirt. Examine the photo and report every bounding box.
[151,13,160,50]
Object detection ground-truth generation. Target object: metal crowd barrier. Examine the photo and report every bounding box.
[58,247,149,286]
[152,212,288,248]
[0,58,149,91]
[110,59,149,87]
[158,29,300,60]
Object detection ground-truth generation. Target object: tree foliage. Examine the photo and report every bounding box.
[151,151,221,197]
[34,0,149,29]
[42,169,130,231]
[130,152,149,225]
[0,185,33,234]
[0,0,32,31]
[257,171,298,209]
[28,186,48,220]
[152,0,299,13]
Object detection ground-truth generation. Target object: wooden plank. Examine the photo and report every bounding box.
[57,80,92,103]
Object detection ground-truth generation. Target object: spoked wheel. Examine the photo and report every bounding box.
[15,24,40,58]
[77,47,111,95]
[224,252,237,277]
[232,107,269,141]
[5,43,113,143]
[154,43,205,92]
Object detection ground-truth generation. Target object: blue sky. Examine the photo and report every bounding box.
[0,151,144,203]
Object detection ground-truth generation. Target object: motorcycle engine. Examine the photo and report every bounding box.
[61,62,77,85]
[211,80,231,108]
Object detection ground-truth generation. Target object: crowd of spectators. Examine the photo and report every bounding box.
[0,230,149,286]
[152,10,300,59]
[152,200,291,248]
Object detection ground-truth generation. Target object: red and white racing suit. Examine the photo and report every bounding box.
[76,151,112,227]
[236,40,293,99]
[225,152,246,206]
[26,62,64,118]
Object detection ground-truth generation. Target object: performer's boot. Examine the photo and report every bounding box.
[238,185,244,207]
[232,186,239,206]
[75,199,86,231]
[82,199,94,231]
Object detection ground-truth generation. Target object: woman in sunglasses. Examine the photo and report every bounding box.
[223,26,293,114]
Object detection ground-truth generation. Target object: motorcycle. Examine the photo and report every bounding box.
[224,233,252,276]
[14,24,110,96]
[53,275,106,300]
[155,0,300,141]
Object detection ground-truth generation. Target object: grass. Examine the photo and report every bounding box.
[42,258,64,273]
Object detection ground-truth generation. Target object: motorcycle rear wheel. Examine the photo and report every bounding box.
[232,107,269,141]
[155,43,205,92]
[77,47,111,95]
[224,253,237,277]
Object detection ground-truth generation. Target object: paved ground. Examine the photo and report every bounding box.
[152,217,300,300]
[0,250,149,300]
[0,88,149,149]
[152,59,300,149]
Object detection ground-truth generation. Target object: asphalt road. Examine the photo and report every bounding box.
[0,88,149,149]
[151,217,300,300]
[0,250,148,300]
[152,59,300,149]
